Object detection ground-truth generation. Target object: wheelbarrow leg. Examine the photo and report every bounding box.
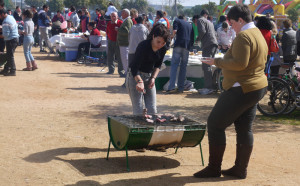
[106,138,111,160]
[175,146,178,154]
[199,143,204,166]
[125,145,130,171]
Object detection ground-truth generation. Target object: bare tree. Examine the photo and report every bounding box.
[171,0,183,16]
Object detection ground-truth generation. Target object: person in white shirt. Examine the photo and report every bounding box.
[217,22,236,53]
[105,2,118,20]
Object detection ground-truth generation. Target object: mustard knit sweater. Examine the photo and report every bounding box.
[214,27,268,93]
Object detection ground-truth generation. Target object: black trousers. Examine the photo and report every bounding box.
[207,86,267,146]
[202,44,218,89]
[4,38,18,71]
[76,42,90,59]
[0,38,5,52]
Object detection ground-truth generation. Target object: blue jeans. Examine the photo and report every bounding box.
[126,69,157,115]
[23,36,34,63]
[168,47,189,91]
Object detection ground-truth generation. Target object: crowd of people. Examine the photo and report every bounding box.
[0,1,300,179]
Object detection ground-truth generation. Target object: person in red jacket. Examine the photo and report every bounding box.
[106,12,124,75]
[76,22,100,60]
[256,16,272,64]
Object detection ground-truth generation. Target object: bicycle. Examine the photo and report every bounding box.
[212,68,224,92]
[257,56,293,116]
[276,64,300,114]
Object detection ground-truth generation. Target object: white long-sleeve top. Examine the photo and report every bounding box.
[217,26,236,46]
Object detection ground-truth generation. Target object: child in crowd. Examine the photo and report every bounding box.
[20,9,37,71]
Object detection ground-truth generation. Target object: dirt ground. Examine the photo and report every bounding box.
[1,47,300,186]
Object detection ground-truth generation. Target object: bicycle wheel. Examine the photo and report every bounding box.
[283,79,297,114]
[257,78,292,116]
[77,56,85,64]
[217,69,224,92]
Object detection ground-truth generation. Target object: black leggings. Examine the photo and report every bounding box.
[207,86,267,146]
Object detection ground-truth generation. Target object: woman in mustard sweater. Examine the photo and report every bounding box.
[194,4,268,179]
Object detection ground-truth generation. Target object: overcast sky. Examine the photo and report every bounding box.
[148,0,251,6]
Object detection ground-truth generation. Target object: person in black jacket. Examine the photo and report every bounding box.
[13,6,22,22]
[126,24,170,115]
[31,5,39,47]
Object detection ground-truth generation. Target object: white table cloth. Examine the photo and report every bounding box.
[49,33,107,52]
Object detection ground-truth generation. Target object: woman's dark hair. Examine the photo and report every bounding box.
[147,24,170,42]
[0,9,7,15]
[88,22,96,28]
[135,16,144,24]
[70,6,75,12]
[109,2,114,6]
[142,13,149,21]
[227,4,252,23]
[178,15,184,19]
[200,9,209,16]
[222,21,229,29]
[219,15,226,23]
[42,4,48,10]
[283,19,292,29]
[22,9,33,18]
[156,10,163,18]
[256,16,272,30]
[192,15,199,21]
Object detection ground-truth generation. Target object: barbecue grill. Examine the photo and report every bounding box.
[106,115,206,171]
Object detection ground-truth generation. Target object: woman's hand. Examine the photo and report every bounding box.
[201,57,215,66]
[136,82,145,93]
[148,78,155,89]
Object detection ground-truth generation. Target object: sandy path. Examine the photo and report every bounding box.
[0,47,299,185]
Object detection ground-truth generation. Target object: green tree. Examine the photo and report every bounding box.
[173,3,184,16]
[191,5,202,16]
[183,8,192,17]
[147,6,155,14]
[47,0,64,12]
[24,0,46,8]
[89,0,109,10]
[64,0,90,10]
[121,0,133,10]
[165,4,184,18]
[164,5,171,16]
[201,2,218,17]
[121,0,148,13]
[4,0,14,10]
[287,9,299,24]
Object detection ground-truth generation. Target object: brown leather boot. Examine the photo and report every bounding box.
[31,61,38,70]
[221,144,253,179]
[23,62,32,71]
[194,144,226,178]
